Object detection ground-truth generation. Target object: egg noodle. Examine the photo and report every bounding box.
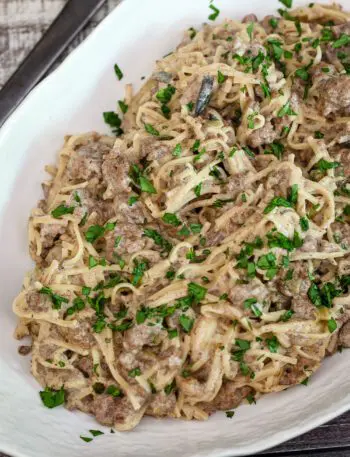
[13,2,350,431]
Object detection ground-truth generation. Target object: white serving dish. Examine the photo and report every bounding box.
[0,0,348,456]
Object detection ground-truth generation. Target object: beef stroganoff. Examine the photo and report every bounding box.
[13,2,350,431]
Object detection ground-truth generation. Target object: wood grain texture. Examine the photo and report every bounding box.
[0,1,350,456]
[0,0,121,88]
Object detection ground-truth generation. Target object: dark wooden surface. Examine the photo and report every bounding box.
[1,1,350,456]
[260,410,350,456]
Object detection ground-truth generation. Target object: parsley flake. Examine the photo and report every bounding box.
[114,63,123,80]
[51,204,74,219]
[208,3,220,21]
[247,22,254,41]
[144,123,160,136]
[328,318,337,333]
[277,101,297,117]
[39,386,65,409]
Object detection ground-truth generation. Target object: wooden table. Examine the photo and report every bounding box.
[0,1,350,456]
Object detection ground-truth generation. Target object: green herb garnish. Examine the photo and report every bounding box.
[51,204,74,218]
[162,213,181,227]
[208,3,220,21]
[114,63,123,80]
[144,123,160,136]
[179,314,194,333]
[143,228,172,252]
[277,101,297,117]
[39,386,65,408]
[118,100,128,113]
[103,111,123,136]
[39,287,68,310]
[217,70,227,84]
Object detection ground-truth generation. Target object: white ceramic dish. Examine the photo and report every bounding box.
[0,0,348,456]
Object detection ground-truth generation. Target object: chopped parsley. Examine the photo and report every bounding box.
[247,112,258,129]
[332,34,350,49]
[156,85,176,104]
[82,286,91,296]
[264,141,284,159]
[260,82,271,98]
[80,436,93,443]
[114,63,123,80]
[188,282,207,303]
[128,195,139,206]
[186,101,194,111]
[156,85,176,119]
[162,212,181,227]
[217,70,227,84]
[232,339,251,365]
[279,0,292,7]
[89,430,104,437]
[179,314,194,333]
[167,328,178,339]
[235,339,251,351]
[308,281,341,308]
[226,411,235,418]
[269,17,278,29]
[194,182,202,198]
[264,196,293,214]
[314,159,340,172]
[240,361,254,378]
[51,204,74,218]
[280,309,294,321]
[66,297,85,316]
[178,225,191,237]
[257,252,278,279]
[188,27,197,39]
[294,42,302,53]
[300,216,309,232]
[118,100,128,113]
[277,100,297,117]
[247,22,254,41]
[39,386,65,409]
[242,146,255,158]
[164,379,176,395]
[39,286,68,310]
[103,111,123,136]
[143,228,172,253]
[172,143,182,157]
[246,393,256,404]
[140,176,157,193]
[131,259,149,286]
[266,335,279,353]
[208,3,220,21]
[129,164,157,194]
[295,66,310,81]
[288,184,298,206]
[88,255,98,269]
[328,318,337,333]
[244,298,262,317]
[190,223,202,233]
[106,385,122,397]
[314,131,324,139]
[144,123,160,136]
[128,367,141,378]
[85,222,115,243]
